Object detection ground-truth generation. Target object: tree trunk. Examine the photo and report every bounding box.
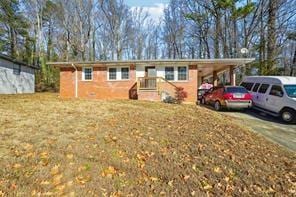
[267,0,278,74]
[214,11,221,58]
[10,27,17,58]
[47,20,52,61]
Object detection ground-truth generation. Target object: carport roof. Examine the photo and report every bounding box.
[47,58,255,77]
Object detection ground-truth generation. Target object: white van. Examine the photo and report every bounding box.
[240,76,296,123]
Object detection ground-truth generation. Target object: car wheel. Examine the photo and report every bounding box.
[214,101,221,111]
[280,108,296,123]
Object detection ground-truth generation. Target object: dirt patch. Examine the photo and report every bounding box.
[0,93,295,196]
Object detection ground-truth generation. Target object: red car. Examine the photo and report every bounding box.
[201,86,252,111]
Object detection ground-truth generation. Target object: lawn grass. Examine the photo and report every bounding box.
[0,93,295,196]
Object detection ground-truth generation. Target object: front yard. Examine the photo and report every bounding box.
[0,93,295,196]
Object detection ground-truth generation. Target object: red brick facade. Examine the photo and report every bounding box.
[59,64,198,102]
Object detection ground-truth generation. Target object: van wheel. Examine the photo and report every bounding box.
[280,108,296,123]
[214,101,221,111]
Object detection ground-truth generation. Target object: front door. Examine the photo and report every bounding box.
[145,66,157,89]
[145,66,156,77]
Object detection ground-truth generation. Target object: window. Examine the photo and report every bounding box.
[82,67,93,81]
[13,64,21,75]
[178,66,187,80]
[108,67,130,80]
[108,68,117,80]
[225,87,248,93]
[241,82,254,91]
[252,83,260,92]
[270,85,284,97]
[258,84,270,94]
[121,67,129,80]
[284,85,296,98]
[165,67,174,80]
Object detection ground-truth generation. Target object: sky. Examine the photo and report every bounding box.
[125,0,170,22]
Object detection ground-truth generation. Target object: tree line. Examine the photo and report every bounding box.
[0,0,295,90]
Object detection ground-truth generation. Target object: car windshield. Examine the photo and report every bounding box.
[284,85,296,98]
[225,87,248,93]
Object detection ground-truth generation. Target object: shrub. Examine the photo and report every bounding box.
[175,87,188,104]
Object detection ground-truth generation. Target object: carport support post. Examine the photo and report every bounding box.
[229,65,236,86]
[213,71,218,86]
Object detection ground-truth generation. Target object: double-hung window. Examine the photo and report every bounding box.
[165,67,174,80]
[121,67,129,80]
[82,67,93,81]
[108,67,130,80]
[108,68,117,80]
[178,66,187,81]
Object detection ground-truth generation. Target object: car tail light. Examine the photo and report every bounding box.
[244,93,252,100]
[223,93,233,100]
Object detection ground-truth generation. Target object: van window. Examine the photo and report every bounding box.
[284,85,296,98]
[258,84,270,94]
[269,85,284,97]
[241,82,254,91]
[252,83,260,92]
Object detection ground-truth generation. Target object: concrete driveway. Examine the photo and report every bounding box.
[219,109,296,152]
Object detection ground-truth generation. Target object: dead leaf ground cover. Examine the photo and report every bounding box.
[0,93,295,196]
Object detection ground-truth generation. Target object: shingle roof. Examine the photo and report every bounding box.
[47,58,255,67]
[0,53,39,69]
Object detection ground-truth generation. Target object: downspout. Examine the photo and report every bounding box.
[71,63,78,98]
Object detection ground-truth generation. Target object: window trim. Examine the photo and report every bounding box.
[165,66,175,81]
[177,66,188,81]
[108,67,117,81]
[163,65,188,82]
[107,66,130,81]
[82,67,93,81]
[121,67,130,80]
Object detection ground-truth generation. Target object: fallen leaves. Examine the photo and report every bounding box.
[168,180,174,187]
[66,154,74,160]
[50,165,60,176]
[13,163,22,169]
[183,175,190,181]
[1,94,296,196]
[214,166,222,174]
[150,177,159,182]
[75,175,91,185]
[101,166,117,178]
[52,174,63,186]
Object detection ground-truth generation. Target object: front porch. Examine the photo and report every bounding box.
[136,77,178,101]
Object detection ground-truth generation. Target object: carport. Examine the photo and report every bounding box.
[197,58,254,87]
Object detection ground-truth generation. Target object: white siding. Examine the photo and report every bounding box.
[135,65,188,81]
[0,58,35,94]
[136,65,145,78]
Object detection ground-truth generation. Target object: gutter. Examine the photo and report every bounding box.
[71,63,78,98]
